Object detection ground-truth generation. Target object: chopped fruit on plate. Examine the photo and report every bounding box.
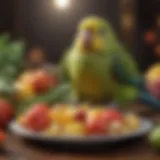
[44,123,61,136]
[17,104,140,136]
[75,109,87,122]
[100,108,124,123]
[108,120,125,135]
[125,113,140,131]
[51,105,76,126]
[20,103,51,132]
[87,108,104,120]
[85,114,107,135]
[63,122,85,136]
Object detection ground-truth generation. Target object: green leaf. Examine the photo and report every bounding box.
[0,41,25,78]
[7,41,25,64]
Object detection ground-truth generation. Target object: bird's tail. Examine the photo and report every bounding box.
[139,91,160,109]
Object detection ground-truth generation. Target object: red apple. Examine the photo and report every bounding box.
[31,70,58,94]
[23,103,51,132]
[0,99,14,128]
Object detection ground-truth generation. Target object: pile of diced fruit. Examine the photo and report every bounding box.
[17,103,140,136]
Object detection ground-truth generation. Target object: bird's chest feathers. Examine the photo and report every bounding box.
[68,53,113,95]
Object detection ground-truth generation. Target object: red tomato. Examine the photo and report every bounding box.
[0,99,14,128]
[24,103,51,132]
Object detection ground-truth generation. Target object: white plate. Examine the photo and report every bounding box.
[9,119,153,144]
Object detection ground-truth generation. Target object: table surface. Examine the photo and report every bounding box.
[1,104,160,160]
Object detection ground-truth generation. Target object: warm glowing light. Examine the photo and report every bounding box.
[54,0,70,9]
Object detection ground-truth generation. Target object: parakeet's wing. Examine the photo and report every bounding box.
[113,52,143,87]
[113,51,160,109]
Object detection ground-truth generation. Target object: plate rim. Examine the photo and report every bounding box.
[9,118,153,143]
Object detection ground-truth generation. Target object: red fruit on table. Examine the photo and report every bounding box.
[24,103,51,132]
[31,70,58,94]
[75,109,86,122]
[0,99,14,128]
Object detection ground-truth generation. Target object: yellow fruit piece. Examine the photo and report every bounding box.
[51,105,76,126]
[87,108,103,120]
[50,105,66,125]
[44,123,61,136]
[18,71,34,84]
[65,106,76,118]
[15,82,35,100]
[49,108,55,121]
[125,114,140,131]
[145,63,160,82]
[63,122,85,136]
[17,115,24,125]
[15,71,36,101]
[109,121,125,135]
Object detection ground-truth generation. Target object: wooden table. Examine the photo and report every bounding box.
[1,104,160,160]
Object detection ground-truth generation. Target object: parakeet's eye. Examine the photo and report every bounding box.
[99,28,106,35]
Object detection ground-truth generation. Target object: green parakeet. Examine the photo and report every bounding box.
[60,16,160,108]
[20,16,160,110]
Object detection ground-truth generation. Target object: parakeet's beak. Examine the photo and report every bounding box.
[78,27,104,53]
[83,30,93,51]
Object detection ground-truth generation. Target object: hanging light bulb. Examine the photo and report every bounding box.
[54,0,70,9]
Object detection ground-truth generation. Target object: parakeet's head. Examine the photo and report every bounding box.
[74,16,118,54]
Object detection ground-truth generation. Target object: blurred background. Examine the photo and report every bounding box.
[0,0,160,71]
